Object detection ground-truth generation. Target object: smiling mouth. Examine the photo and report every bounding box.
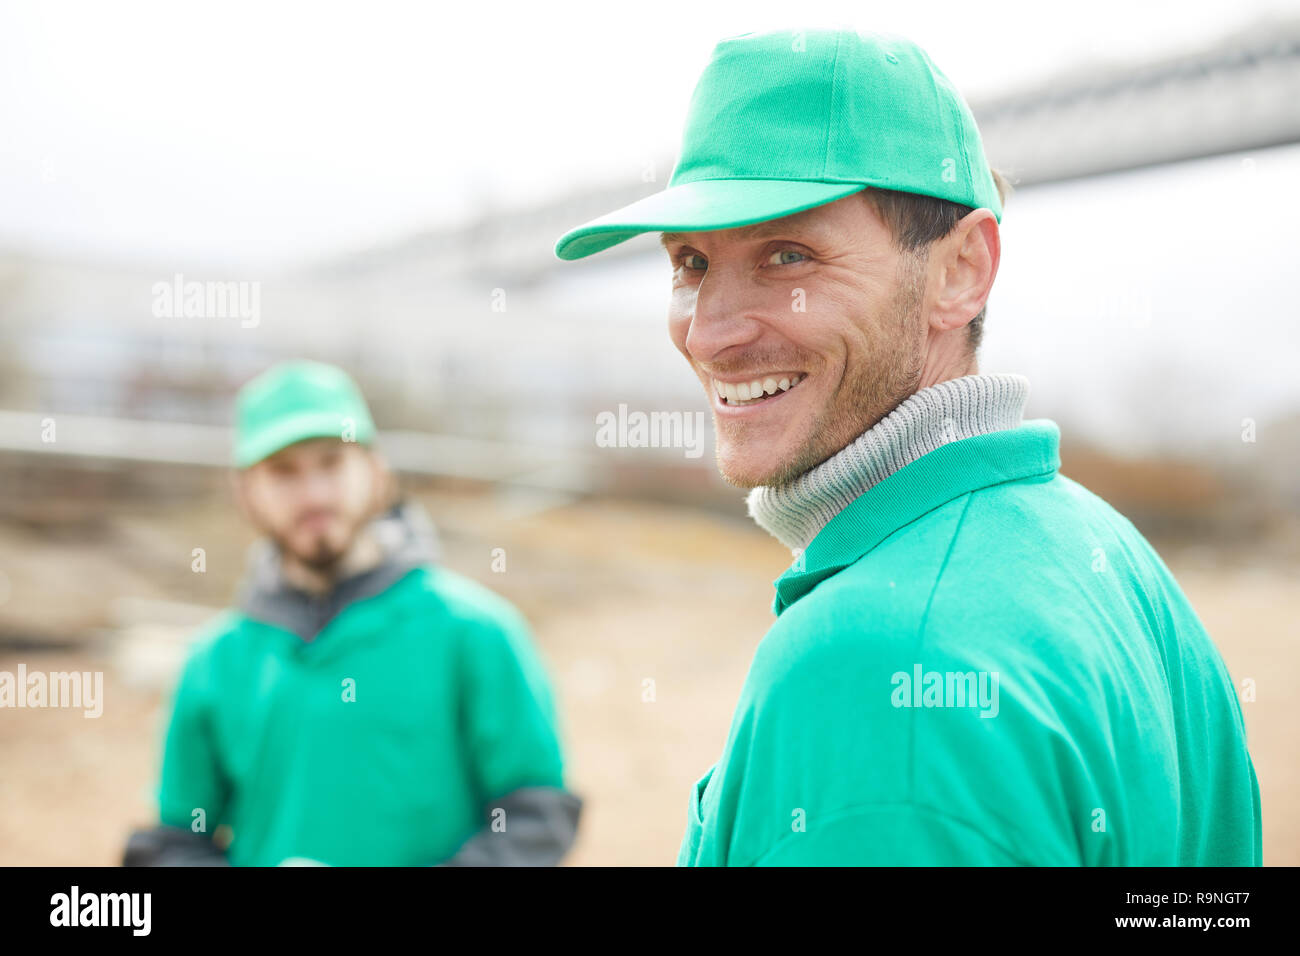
[712,373,805,407]
[297,511,337,529]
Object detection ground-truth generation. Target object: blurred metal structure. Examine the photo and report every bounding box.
[375,15,1300,282]
[975,18,1300,186]
[0,409,601,492]
[0,16,1296,481]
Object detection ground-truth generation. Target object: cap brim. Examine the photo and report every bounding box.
[236,411,373,468]
[554,179,868,261]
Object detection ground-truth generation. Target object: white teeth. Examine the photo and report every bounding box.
[712,374,805,405]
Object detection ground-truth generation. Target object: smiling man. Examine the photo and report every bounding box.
[555,28,1261,866]
[123,360,580,866]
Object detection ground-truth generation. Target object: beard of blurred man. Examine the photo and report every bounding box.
[237,438,389,589]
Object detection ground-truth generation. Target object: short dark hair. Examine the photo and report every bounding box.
[860,168,1012,356]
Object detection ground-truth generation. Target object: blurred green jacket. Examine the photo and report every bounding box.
[135,501,578,867]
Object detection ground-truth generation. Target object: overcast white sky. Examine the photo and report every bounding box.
[1,0,1295,269]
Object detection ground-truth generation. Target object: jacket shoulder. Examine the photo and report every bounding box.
[180,609,252,664]
[402,564,532,636]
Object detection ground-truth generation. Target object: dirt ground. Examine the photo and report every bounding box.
[0,485,1293,866]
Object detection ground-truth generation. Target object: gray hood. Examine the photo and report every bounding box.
[237,498,441,642]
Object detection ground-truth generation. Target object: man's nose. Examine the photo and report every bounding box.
[298,468,336,506]
[684,264,767,361]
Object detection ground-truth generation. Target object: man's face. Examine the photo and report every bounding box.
[664,193,929,488]
[237,438,383,569]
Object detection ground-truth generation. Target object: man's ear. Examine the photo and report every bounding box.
[929,208,1000,332]
[367,450,397,512]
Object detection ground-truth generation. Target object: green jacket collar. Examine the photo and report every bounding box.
[772,420,1061,616]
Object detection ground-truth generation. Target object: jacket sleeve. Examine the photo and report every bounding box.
[447,601,578,865]
[438,786,582,866]
[153,637,233,847]
[122,824,230,866]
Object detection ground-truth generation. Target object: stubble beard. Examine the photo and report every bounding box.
[715,255,929,490]
[291,534,349,572]
[264,513,366,574]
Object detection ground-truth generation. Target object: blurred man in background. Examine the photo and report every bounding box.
[123,360,580,866]
[556,28,1261,866]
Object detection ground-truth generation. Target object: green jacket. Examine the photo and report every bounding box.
[678,420,1262,866]
[140,502,578,867]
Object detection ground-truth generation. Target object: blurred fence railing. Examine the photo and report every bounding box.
[0,409,601,493]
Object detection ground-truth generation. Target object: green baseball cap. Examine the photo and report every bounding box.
[233,360,376,468]
[554,28,1001,261]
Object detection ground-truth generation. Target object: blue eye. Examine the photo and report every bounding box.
[771,250,806,265]
[682,254,708,270]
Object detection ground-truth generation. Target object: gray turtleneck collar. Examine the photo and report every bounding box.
[745,373,1031,551]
